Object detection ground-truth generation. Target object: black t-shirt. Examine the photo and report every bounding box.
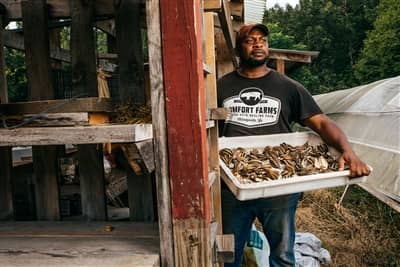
[217,70,322,137]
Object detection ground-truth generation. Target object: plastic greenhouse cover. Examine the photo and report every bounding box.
[313,76,400,201]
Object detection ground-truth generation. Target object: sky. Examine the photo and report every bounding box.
[266,0,299,8]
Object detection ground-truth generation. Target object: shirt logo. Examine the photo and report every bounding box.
[223,87,281,128]
[239,88,263,105]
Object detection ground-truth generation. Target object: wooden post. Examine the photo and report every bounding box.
[22,0,60,220]
[0,147,13,220]
[0,13,13,220]
[160,0,212,266]
[22,0,53,100]
[0,14,8,103]
[70,0,106,220]
[115,0,145,104]
[204,11,222,236]
[146,0,175,265]
[127,171,155,221]
[70,0,98,97]
[277,58,285,74]
[32,146,60,220]
[78,144,107,220]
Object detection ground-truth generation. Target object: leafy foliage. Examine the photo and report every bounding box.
[4,48,28,102]
[264,0,380,92]
[355,0,400,83]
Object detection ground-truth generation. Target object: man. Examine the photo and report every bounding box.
[217,23,371,267]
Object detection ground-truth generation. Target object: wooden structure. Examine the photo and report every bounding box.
[0,0,318,266]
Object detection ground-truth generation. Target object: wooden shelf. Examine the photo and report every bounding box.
[0,221,160,267]
[0,124,153,146]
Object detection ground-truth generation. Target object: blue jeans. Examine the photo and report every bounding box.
[222,187,300,267]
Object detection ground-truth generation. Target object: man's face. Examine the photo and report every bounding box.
[239,28,269,67]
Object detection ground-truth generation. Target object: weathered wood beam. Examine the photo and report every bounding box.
[229,1,243,18]
[32,145,60,220]
[22,0,54,100]
[0,97,114,115]
[78,144,107,221]
[204,0,221,12]
[0,147,13,220]
[0,14,7,103]
[269,48,319,63]
[0,0,115,20]
[3,30,71,62]
[0,15,12,218]
[115,0,146,104]
[217,0,238,68]
[146,0,174,265]
[22,0,60,221]
[204,12,223,247]
[70,0,97,97]
[0,124,153,146]
[160,0,212,265]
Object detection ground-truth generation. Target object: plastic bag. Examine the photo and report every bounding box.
[243,224,270,267]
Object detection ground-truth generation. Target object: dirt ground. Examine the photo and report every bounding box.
[296,187,400,267]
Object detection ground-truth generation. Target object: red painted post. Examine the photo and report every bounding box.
[159,0,212,265]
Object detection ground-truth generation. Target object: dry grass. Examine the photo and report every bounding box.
[296,187,400,267]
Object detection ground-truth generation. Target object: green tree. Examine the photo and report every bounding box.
[265,0,378,91]
[4,48,28,102]
[355,0,400,83]
[267,23,322,93]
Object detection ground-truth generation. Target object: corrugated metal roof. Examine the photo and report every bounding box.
[244,0,267,24]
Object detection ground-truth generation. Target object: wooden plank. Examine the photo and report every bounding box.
[96,19,116,36]
[269,48,319,63]
[3,30,71,62]
[216,234,235,262]
[0,236,160,267]
[207,107,230,120]
[22,0,54,100]
[204,12,223,239]
[1,113,90,127]
[127,171,155,221]
[229,1,243,18]
[0,97,114,115]
[22,1,60,221]
[204,0,221,12]
[0,147,13,220]
[32,146,60,220]
[0,124,153,146]
[0,221,159,237]
[173,218,210,267]
[160,0,212,265]
[217,0,238,68]
[135,140,155,173]
[277,58,285,74]
[215,27,235,79]
[146,0,174,265]
[78,144,107,220]
[0,15,7,103]
[115,0,146,104]
[70,0,98,97]
[0,0,115,20]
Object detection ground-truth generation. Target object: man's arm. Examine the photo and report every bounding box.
[303,114,371,178]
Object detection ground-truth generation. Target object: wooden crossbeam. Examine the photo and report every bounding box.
[0,0,115,20]
[0,124,153,146]
[218,0,238,68]
[0,97,114,115]
[269,48,319,63]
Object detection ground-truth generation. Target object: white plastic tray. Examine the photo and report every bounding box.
[219,132,367,200]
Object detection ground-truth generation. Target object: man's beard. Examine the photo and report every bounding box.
[240,56,267,67]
